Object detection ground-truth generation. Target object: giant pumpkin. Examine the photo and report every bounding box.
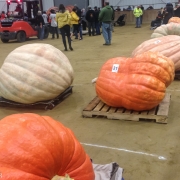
[0,113,95,180]
[95,52,174,111]
[151,23,180,38]
[132,35,180,71]
[0,44,74,104]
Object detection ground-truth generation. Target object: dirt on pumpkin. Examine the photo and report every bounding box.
[0,24,180,180]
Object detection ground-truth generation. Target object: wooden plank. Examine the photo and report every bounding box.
[101,104,110,112]
[83,97,100,111]
[123,109,132,114]
[157,93,171,116]
[93,101,104,111]
[82,93,171,124]
[108,107,117,113]
[140,110,148,115]
[116,107,124,113]
[148,107,157,115]
[132,111,140,115]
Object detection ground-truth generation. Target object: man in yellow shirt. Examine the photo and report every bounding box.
[133,5,143,28]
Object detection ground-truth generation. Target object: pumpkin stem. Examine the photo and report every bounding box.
[51,174,74,180]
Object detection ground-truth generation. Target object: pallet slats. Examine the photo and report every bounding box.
[82,93,171,124]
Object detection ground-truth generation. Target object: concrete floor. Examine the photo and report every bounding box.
[0,24,180,180]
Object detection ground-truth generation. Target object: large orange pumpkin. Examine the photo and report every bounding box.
[95,52,174,111]
[132,35,180,71]
[0,113,95,180]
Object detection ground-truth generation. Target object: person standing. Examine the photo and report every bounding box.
[42,11,48,25]
[140,5,144,25]
[49,9,59,39]
[74,5,83,40]
[163,3,174,24]
[71,8,80,40]
[86,6,95,36]
[98,2,113,45]
[133,5,143,28]
[56,4,73,51]
[35,11,45,40]
[174,4,180,17]
[94,6,101,35]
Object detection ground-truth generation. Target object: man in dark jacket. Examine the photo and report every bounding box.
[94,6,101,35]
[99,2,113,45]
[85,6,95,36]
[163,3,174,24]
[174,4,180,17]
[35,11,45,40]
[74,5,83,39]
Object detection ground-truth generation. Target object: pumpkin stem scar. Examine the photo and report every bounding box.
[51,174,74,180]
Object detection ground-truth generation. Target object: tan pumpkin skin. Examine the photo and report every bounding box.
[132,35,180,71]
[0,44,74,104]
[168,17,180,24]
[151,23,180,38]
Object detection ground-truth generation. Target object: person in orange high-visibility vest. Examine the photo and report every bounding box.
[133,5,143,28]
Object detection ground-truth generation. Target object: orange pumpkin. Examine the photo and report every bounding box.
[168,17,180,24]
[0,113,95,180]
[95,52,174,111]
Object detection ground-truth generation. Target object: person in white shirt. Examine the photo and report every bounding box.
[42,11,48,24]
[50,9,59,39]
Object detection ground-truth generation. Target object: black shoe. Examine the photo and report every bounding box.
[69,47,73,51]
[64,49,68,51]
[103,43,110,45]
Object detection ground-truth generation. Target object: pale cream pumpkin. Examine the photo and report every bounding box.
[151,23,180,38]
[132,35,180,71]
[0,43,74,104]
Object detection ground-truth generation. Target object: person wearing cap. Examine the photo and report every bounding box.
[133,5,143,28]
[174,4,180,17]
[94,6,101,35]
[98,2,113,45]
[85,6,95,36]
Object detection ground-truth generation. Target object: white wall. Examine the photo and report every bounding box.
[42,0,54,11]
[89,0,179,9]
[0,0,17,12]
[0,0,55,13]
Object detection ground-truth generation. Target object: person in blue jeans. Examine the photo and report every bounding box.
[35,11,45,40]
[133,6,143,28]
[94,6,101,35]
[98,2,113,45]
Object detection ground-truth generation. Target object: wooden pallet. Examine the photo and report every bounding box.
[175,71,180,80]
[82,93,171,124]
[0,86,73,110]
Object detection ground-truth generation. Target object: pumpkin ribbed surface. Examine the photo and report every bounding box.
[168,17,180,24]
[151,23,180,38]
[0,113,95,180]
[96,52,174,111]
[132,35,180,71]
[0,44,74,104]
